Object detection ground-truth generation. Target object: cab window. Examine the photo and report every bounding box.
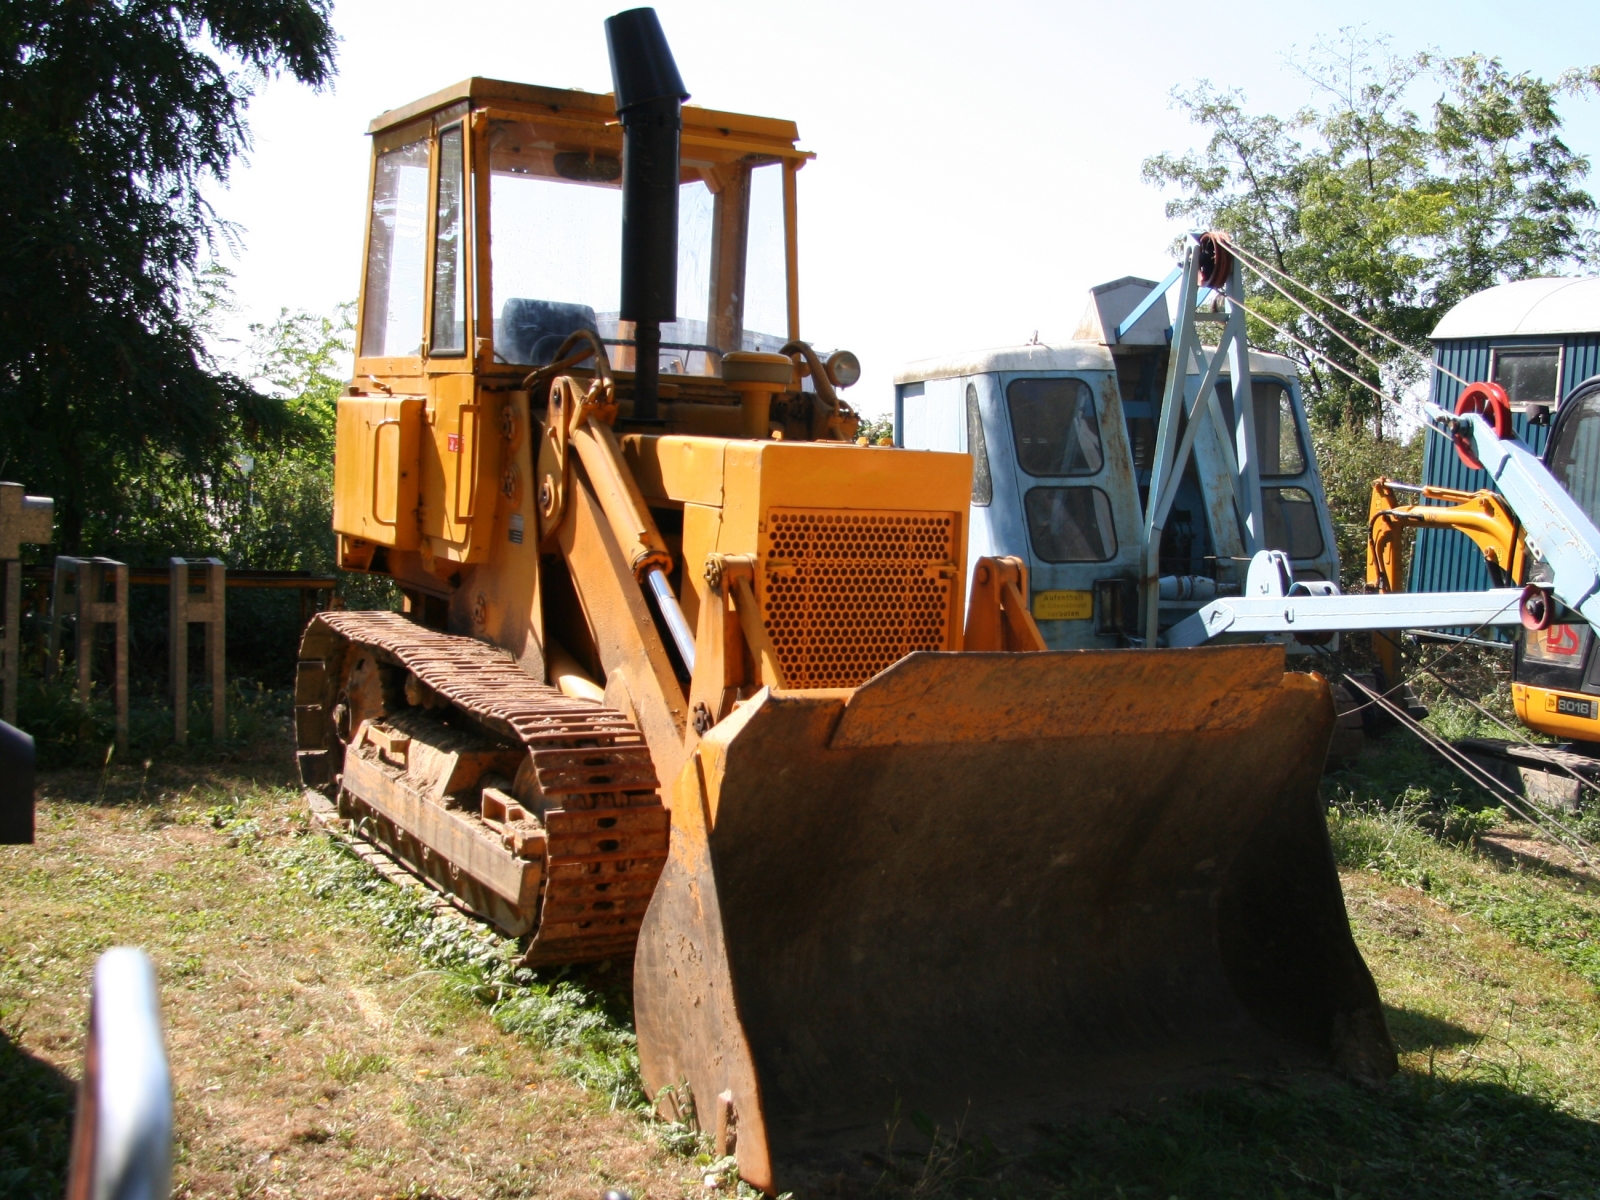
[361,137,432,358]
[1215,380,1306,477]
[1547,391,1600,524]
[430,125,467,355]
[966,383,992,506]
[1007,378,1103,476]
[1263,486,1323,559]
[1024,487,1117,562]
[486,118,731,372]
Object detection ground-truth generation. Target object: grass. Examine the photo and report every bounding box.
[0,747,700,1200]
[6,719,1600,1199]
[16,668,296,768]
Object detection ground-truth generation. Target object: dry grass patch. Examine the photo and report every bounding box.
[0,750,700,1200]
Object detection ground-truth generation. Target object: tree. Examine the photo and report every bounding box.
[0,0,337,553]
[1144,32,1600,433]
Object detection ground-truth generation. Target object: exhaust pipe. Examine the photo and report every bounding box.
[605,8,689,422]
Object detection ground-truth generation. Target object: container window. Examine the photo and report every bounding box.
[966,383,992,506]
[430,125,467,355]
[1007,378,1103,476]
[1263,486,1324,559]
[361,137,432,358]
[1493,347,1561,407]
[1024,487,1117,562]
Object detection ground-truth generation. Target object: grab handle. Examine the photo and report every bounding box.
[370,418,401,527]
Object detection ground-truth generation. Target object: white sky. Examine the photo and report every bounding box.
[212,0,1600,417]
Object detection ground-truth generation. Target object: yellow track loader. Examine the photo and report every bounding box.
[296,9,1395,1188]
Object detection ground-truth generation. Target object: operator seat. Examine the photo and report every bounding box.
[498,299,600,365]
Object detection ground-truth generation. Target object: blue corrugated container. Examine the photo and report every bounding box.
[1411,279,1600,608]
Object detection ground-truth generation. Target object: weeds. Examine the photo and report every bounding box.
[17,670,292,768]
[269,831,645,1109]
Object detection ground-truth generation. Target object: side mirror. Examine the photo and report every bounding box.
[65,948,172,1200]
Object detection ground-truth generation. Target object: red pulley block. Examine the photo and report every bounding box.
[1452,381,1513,470]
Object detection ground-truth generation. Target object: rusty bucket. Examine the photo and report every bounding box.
[633,644,1395,1192]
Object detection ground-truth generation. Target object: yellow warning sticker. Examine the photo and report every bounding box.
[1032,590,1094,621]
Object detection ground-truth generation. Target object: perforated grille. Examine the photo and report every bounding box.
[760,508,959,689]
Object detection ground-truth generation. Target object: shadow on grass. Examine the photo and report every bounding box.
[1385,1003,1481,1053]
[0,1028,75,1200]
[845,1070,1600,1200]
[1476,832,1600,890]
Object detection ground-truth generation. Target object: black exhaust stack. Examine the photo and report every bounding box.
[605,8,688,422]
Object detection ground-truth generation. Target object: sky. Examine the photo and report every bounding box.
[211,0,1600,417]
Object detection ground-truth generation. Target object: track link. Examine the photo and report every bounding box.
[295,611,666,965]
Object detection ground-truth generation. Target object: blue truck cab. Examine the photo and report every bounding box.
[893,277,1338,648]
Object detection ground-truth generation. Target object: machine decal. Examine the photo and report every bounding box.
[1032,589,1093,620]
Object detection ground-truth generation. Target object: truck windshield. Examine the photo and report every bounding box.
[1547,387,1600,526]
[489,118,786,372]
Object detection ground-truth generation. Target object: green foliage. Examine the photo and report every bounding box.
[858,413,895,444]
[273,833,645,1109]
[16,670,291,768]
[1312,419,1425,587]
[0,0,337,552]
[1145,32,1600,432]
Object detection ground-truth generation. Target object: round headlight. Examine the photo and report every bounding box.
[825,349,861,389]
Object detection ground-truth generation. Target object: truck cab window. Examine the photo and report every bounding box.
[966,383,992,505]
[1215,380,1305,476]
[361,137,431,358]
[1024,487,1117,562]
[1007,378,1103,476]
[1546,387,1600,524]
[1263,486,1323,559]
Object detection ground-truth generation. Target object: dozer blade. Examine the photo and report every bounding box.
[634,643,1396,1192]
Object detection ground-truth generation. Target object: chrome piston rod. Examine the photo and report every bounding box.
[647,567,697,675]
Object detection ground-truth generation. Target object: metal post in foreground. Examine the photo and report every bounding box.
[64,947,172,1200]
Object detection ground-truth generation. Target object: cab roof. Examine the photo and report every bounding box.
[895,342,1299,386]
[367,77,808,161]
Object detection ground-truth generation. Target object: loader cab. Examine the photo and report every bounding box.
[337,77,830,616]
[894,279,1337,649]
[356,79,804,379]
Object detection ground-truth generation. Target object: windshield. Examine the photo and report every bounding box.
[1548,387,1600,525]
[488,118,786,371]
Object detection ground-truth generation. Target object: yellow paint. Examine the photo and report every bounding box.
[332,395,423,548]
[1032,590,1094,621]
[1514,681,1600,740]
